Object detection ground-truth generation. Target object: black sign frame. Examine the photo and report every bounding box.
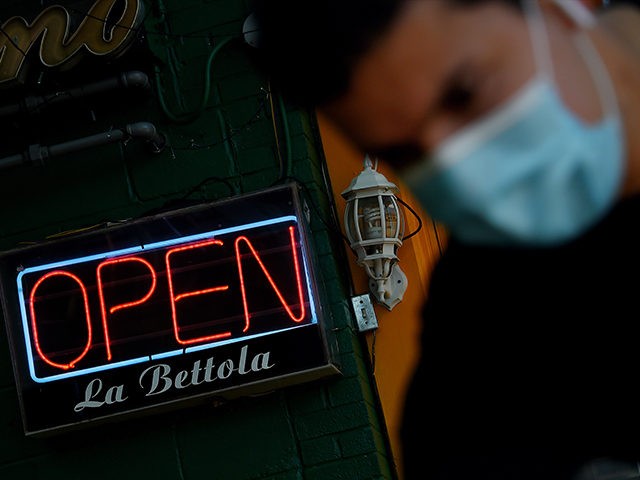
[0,183,340,436]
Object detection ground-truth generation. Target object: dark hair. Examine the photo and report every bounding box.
[249,0,401,107]
[250,0,521,108]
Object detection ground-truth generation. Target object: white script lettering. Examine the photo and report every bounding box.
[139,345,274,396]
[74,378,128,412]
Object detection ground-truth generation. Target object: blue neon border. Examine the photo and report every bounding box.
[16,215,319,384]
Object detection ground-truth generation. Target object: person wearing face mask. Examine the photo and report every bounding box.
[250,0,640,478]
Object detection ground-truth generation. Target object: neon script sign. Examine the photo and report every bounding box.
[19,217,312,383]
[0,185,338,435]
[0,0,143,84]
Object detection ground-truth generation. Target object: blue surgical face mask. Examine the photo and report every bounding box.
[401,1,625,247]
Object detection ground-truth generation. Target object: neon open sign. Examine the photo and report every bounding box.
[0,185,339,435]
[20,216,309,383]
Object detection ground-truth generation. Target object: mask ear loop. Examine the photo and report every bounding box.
[523,0,620,120]
[552,0,597,28]
[552,0,618,118]
[521,0,556,82]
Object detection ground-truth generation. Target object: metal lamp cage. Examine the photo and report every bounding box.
[342,160,405,282]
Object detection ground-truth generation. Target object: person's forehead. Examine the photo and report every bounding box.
[324,2,451,145]
[323,1,526,152]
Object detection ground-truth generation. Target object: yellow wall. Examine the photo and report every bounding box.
[317,114,447,477]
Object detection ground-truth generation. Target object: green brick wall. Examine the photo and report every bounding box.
[0,0,396,479]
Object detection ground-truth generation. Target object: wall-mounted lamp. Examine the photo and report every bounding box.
[342,156,408,310]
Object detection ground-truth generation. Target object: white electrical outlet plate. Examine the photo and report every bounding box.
[351,294,378,332]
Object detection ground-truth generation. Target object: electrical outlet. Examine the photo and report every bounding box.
[351,294,378,332]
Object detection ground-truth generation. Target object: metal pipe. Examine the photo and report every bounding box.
[0,122,166,170]
[0,70,151,118]
[124,122,165,153]
[46,130,126,158]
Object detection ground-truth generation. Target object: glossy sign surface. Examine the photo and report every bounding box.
[0,184,337,435]
[19,217,310,383]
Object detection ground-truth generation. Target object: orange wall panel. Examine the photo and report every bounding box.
[317,113,446,477]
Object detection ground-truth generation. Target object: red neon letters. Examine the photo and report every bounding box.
[29,271,93,370]
[165,239,232,346]
[236,227,305,333]
[27,226,307,371]
[97,257,157,360]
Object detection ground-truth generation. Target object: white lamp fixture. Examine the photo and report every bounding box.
[341,156,408,310]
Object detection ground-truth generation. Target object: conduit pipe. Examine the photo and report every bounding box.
[0,122,166,170]
[0,70,150,118]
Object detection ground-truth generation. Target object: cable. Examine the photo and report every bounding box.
[154,36,236,124]
[432,219,445,256]
[285,178,351,244]
[267,81,285,179]
[266,81,295,182]
[371,329,377,373]
[277,93,293,179]
[396,196,423,241]
[169,91,268,150]
[180,176,237,199]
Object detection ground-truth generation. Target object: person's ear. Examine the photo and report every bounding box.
[540,0,598,30]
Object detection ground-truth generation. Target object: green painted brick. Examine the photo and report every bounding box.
[219,74,266,106]
[294,400,375,440]
[337,351,372,379]
[237,145,273,169]
[290,162,314,185]
[320,287,343,308]
[287,139,315,161]
[328,327,356,356]
[0,154,132,232]
[215,47,264,79]
[168,124,227,149]
[300,119,321,142]
[320,276,348,307]
[296,181,326,203]
[276,107,308,136]
[163,3,245,35]
[23,416,181,480]
[240,169,280,192]
[330,301,355,329]
[0,387,50,465]
[0,329,14,388]
[224,95,272,130]
[317,268,350,297]
[127,159,229,201]
[300,435,341,466]
[310,230,338,257]
[305,453,391,480]
[177,395,301,480]
[237,146,278,173]
[286,384,329,415]
[160,0,209,13]
[338,427,388,458]
[232,123,275,152]
[261,469,304,480]
[0,459,38,480]
[327,376,373,408]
